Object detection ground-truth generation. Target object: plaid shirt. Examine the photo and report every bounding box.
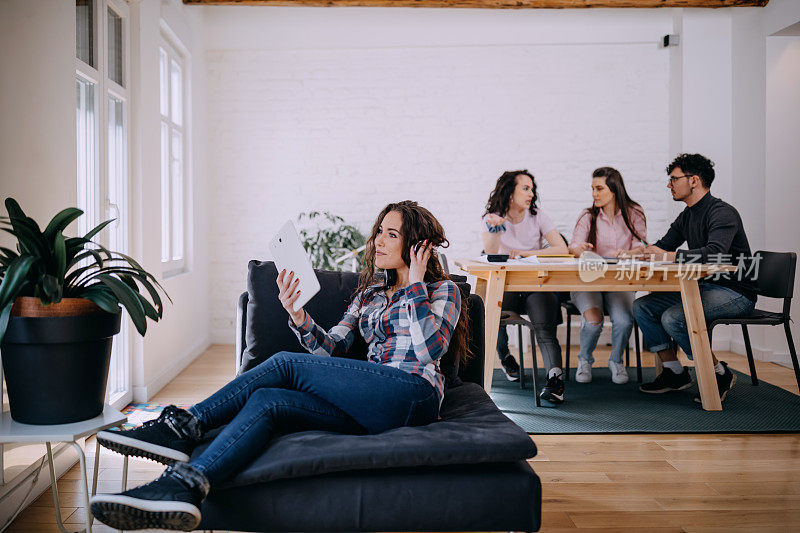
[289,280,462,404]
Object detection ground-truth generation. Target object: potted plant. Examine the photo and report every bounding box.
[0,198,169,424]
[297,211,366,271]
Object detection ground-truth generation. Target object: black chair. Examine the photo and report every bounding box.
[500,311,541,407]
[561,297,643,383]
[707,251,799,390]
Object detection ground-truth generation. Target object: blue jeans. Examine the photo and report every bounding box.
[569,291,635,365]
[632,283,755,360]
[186,352,439,486]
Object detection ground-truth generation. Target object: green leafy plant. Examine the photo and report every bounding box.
[297,211,366,271]
[0,198,170,343]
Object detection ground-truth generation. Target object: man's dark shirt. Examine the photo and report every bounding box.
[654,192,757,301]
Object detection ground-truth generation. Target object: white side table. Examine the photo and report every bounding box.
[0,405,127,533]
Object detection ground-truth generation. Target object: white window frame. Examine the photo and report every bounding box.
[159,24,190,278]
[75,0,132,411]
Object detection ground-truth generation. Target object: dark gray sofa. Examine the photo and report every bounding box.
[196,261,541,532]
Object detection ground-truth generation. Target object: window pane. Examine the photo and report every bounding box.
[171,129,184,262]
[161,122,170,262]
[76,76,97,238]
[159,48,169,117]
[76,0,94,67]
[107,8,123,86]
[107,96,125,253]
[170,59,183,127]
[107,95,127,400]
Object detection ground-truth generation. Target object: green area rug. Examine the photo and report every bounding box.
[489,367,800,434]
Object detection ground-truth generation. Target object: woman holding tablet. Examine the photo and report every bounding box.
[481,170,568,404]
[567,166,647,385]
[91,201,466,531]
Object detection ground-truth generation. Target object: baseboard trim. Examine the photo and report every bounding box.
[729,338,793,367]
[133,336,210,402]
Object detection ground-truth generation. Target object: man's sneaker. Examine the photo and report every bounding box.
[500,355,521,382]
[97,405,203,465]
[91,462,209,531]
[694,361,737,403]
[639,366,693,393]
[575,359,592,383]
[539,374,565,404]
[608,360,630,385]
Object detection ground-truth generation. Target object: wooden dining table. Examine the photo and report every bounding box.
[454,258,738,411]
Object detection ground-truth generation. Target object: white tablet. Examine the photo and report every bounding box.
[269,220,321,312]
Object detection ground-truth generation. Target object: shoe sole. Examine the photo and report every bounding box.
[90,494,200,531]
[575,374,592,383]
[639,381,694,394]
[539,392,564,404]
[694,371,737,403]
[97,431,191,465]
[501,368,520,382]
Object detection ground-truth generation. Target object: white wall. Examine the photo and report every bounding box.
[764,34,800,361]
[129,0,210,401]
[204,6,675,342]
[0,0,77,227]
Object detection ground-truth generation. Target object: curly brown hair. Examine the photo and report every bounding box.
[483,170,539,218]
[353,201,470,365]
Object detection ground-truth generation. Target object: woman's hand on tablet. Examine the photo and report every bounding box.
[277,269,306,326]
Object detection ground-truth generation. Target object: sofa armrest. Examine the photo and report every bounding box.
[236,291,248,376]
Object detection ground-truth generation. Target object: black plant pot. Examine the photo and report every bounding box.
[1,311,121,424]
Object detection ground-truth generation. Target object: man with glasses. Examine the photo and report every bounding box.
[623,153,757,403]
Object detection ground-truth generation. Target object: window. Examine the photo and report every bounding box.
[160,35,187,276]
[75,0,131,410]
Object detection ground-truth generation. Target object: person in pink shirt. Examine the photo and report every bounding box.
[481,170,569,404]
[568,167,647,385]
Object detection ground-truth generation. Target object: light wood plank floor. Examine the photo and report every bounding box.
[8,344,800,532]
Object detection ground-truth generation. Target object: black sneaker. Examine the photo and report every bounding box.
[97,405,203,465]
[694,361,737,403]
[500,355,521,381]
[91,462,209,531]
[639,366,693,393]
[539,373,565,404]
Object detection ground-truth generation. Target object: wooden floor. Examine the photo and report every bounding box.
[7,344,800,532]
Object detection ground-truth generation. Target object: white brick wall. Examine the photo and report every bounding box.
[207,43,670,342]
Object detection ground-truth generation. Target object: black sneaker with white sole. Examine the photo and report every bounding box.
[639,366,693,393]
[97,405,203,465]
[539,374,565,404]
[91,462,209,531]
[694,361,737,403]
[500,355,521,382]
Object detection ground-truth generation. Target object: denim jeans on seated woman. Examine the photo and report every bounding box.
[186,351,439,486]
[632,282,755,360]
[569,291,635,365]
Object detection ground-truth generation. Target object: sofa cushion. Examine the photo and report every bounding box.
[192,382,536,487]
[241,260,470,387]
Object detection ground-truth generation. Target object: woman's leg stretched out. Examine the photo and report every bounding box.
[91,352,439,531]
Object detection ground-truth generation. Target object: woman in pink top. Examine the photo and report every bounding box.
[481,170,569,405]
[568,167,647,385]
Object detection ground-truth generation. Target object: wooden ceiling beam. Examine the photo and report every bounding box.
[184,0,769,8]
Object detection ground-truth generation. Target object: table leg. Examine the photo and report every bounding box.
[474,277,487,301]
[482,270,506,393]
[91,438,100,497]
[71,441,93,533]
[122,455,128,491]
[46,443,73,533]
[679,277,722,411]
